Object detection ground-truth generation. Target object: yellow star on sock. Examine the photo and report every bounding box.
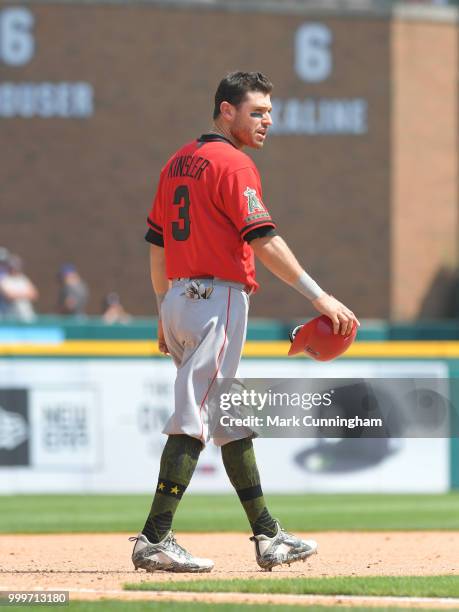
[170,485,180,495]
[157,482,165,491]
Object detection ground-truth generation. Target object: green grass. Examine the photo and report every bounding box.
[1,494,459,534]
[126,575,459,598]
[29,604,454,612]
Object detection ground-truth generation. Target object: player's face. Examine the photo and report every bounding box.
[230,91,273,149]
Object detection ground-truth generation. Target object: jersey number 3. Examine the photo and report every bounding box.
[172,185,190,241]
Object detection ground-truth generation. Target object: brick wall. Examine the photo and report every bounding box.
[0,4,456,319]
[391,18,458,319]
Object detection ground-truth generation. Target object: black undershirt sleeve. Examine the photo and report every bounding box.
[145,228,164,247]
[244,226,277,244]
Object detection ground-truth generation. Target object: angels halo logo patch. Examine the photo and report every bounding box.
[244,187,265,214]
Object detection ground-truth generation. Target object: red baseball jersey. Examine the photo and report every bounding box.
[146,134,276,292]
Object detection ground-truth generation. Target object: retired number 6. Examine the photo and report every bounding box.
[172,185,191,241]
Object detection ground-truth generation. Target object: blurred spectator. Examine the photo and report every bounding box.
[58,264,89,316]
[102,292,131,324]
[0,254,38,322]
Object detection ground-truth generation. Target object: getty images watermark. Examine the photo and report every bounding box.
[218,388,382,430]
[207,378,458,439]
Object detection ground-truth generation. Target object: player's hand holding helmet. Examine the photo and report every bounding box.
[311,293,359,336]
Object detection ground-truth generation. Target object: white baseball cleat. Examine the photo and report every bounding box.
[250,521,318,571]
[130,532,214,573]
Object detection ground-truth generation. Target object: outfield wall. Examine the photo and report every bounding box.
[0,318,457,494]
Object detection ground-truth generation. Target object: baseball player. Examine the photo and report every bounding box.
[130,72,359,573]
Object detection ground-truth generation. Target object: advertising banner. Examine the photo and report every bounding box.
[0,358,450,493]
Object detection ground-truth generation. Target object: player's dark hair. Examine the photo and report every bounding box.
[213,71,273,119]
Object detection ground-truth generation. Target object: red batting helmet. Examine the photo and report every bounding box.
[288,315,357,361]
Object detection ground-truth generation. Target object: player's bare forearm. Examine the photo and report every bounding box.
[250,235,303,285]
[251,234,359,335]
[149,245,170,355]
[149,245,169,296]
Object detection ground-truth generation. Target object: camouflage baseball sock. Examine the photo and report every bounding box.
[142,434,202,543]
[221,437,278,538]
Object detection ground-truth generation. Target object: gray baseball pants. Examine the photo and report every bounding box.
[160,278,251,446]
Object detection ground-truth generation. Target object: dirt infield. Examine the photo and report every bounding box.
[0,532,458,608]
